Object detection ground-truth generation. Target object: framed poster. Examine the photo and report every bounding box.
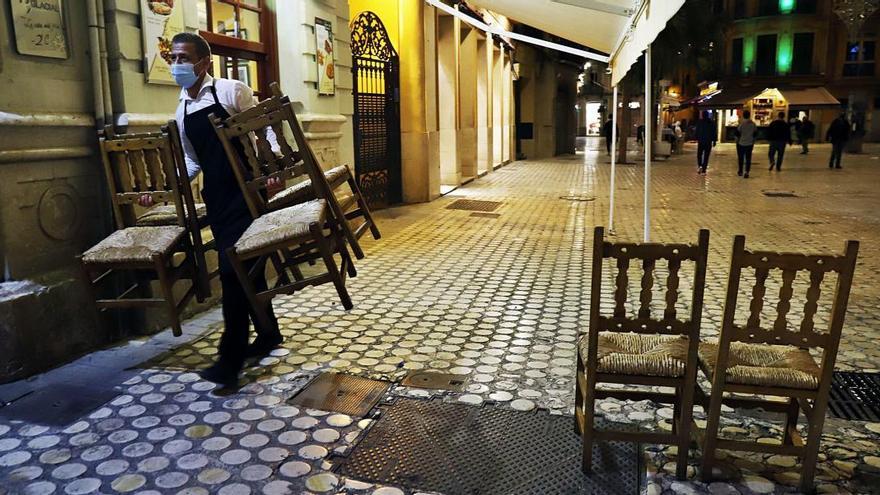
[140,0,185,84]
[10,0,69,59]
[315,18,336,96]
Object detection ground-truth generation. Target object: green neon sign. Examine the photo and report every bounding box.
[779,0,795,14]
[743,37,755,74]
[777,33,793,74]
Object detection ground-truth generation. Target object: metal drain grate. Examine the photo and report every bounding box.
[560,195,596,202]
[288,373,390,417]
[0,384,118,426]
[446,199,503,212]
[400,372,467,391]
[829,372,880,421]
[335,398,643,494]
[763,190,798,198]
[469,212,501,219]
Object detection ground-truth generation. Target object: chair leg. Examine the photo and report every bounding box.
[581,374,598,473]
[268,252,291,286]
[782,397,799,446]
[153,254,182,337]
[226,248,275,333]
[700,384,725,482]
[574,353,585,435]
[800,398,829,494]
[78,259,102,318]
[349,176,381,240]
[677,368,698,480]
[311,223,353,310]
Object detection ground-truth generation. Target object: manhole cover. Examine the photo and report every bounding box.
[469,212,501,219]
[829,372,880,421]
[336,398,643,494]
[560,195,596,202]
[763,190,798,197]
[0,384,119,426]
[446,199,502,212]
[400,372,467,391]
[288,373,390,417]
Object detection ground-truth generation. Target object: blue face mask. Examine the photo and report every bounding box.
[171,63,199,89]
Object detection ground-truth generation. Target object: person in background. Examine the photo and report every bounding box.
[799,115,815,154]
[636,124,645,146]
[789,117,801,145]
[735,110,757,178]
[826,113,850,169]
[767,111,791,171]
[673,121,684,154]
[694,110,717,174]
[603,118,614,154]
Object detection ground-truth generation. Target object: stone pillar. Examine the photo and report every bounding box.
[458,27,479,181]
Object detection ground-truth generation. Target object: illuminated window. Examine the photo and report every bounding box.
[197,0,277,96]
[778,0,795,14]
[843,40,876,77]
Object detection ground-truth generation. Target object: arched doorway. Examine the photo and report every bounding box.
[350,12,402,207]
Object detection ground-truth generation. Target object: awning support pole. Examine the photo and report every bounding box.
[608,85,618,234]
[644,44,651,243]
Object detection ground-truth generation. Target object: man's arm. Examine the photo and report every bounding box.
[180,129,202,180]
[231,81,281,154]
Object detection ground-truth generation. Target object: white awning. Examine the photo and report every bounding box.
[466,0,686,86]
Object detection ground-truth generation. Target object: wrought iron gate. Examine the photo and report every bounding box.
[351,11,402,207]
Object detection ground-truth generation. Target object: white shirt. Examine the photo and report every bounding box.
[175,74,277,180]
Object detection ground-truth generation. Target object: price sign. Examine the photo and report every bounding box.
[10,0,69,59]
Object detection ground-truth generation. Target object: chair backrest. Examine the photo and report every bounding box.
[98,125,186,230]
[589,226,710,340]
[718,236,859,366]
[164,119,206,237]
[208,87,314,219]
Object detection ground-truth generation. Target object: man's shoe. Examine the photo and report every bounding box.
[744,173,749,178]
[199,362,240,387]
[738,170,743,176]
[835,166,842,169]
[246,335,284,359]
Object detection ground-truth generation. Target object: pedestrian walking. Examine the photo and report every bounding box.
[799,116,815,154]
[734,110,757,178]
[695,110,716,174]
[767,111,791,171]
[603,118,615,154]
[139,33,282,386]
[826,113,850,169]
[636,124,645,146]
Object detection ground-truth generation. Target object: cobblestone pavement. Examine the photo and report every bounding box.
[2,140,880,495]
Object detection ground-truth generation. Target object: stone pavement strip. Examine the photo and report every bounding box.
[1,140,880,494]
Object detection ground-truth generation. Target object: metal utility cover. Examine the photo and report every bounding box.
[0,384,118,426]
[400,372,467,391]
[829,372,880,421]
[446,199,503,212]
[336,398,643,494]
[469,212,501,219]
[288,373,390,417]
[763,190,798,197]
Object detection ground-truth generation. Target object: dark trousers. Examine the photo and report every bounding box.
[214,216,280,369]
[830,141,845,168]
[736,144,753,174]
[801,138,810,154]
[768,141,786,170]
[605,137,612,154]
[697,142,712,170]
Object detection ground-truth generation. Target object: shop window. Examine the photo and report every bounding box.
[757,0,778,16]
[843,40,876,77]
[791,32,814,75]
[731,37,744,75]
[756,34,777,75]
[197,0,277,96]
[734,0,747,18]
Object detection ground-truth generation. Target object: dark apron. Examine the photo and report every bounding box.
[183,83,251,270]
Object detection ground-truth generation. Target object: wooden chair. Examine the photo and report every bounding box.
[208,90,356,332]
[79,127,201,336]
[699,236,859,494]
[576,226,710,479]
[268,82,380,260]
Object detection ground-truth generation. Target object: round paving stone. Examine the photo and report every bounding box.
[221,422,250,435]
[80,445,113,462]
[28,435,60,450]
[220,449,251,465]
[271,406,299,418]
[510,399,536,411]
[40,448,72,465]
[63,478,101,495]
[279,460,311,478]
[373,488,405,495]
[110,474,145,492]
[96,459,129,476]
[312,429,341,443]
[51,463,86,480]
[742,475,775,494]
[241,464,273,481]
[218,484,251,495]
[489,391,513,402]
[0,438,21,452]
[177,453,208,470]
[162,440,192,456]
[305,473,339,492]
[197,468,231,485]
[292,417,319,429]
[258,447,289,462]
[155,472,189,489]
[240,433,270,448]
[262,481,293,495]
[202,437,232,451]
[7,465,43,482]
[298,445,328,460]
[23,481,56,495]
[121,442,153,458]
[131,417,161,429]
[137,456,169,473]
[184,425,213,439]
[458,394,484,405]
[257,419,285,432]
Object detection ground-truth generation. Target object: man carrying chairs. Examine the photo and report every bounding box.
[137,32,283,386]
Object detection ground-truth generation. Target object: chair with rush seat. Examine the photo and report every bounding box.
[575,226,710,479]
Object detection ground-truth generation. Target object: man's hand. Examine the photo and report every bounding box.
[266,177,284,198]
[137,194,155,208]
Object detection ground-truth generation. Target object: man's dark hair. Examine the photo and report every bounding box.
[701,110,709,119]
[171,32,211,59]
[743,110,751,119]
[778,111,785,119]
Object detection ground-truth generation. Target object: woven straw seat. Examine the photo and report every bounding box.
[82,226,185,264]
[579,332,690,378]
[699,341,821,390]
[136,203,207,226]
[235,199,326,255]
[267,165,349,209]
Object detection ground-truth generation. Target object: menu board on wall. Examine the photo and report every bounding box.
[315,18,336,96]
[140,0,185,84]
[10,0,69,59]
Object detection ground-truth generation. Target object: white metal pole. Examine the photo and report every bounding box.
[609,85,618,233]
[644,44,651,243]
